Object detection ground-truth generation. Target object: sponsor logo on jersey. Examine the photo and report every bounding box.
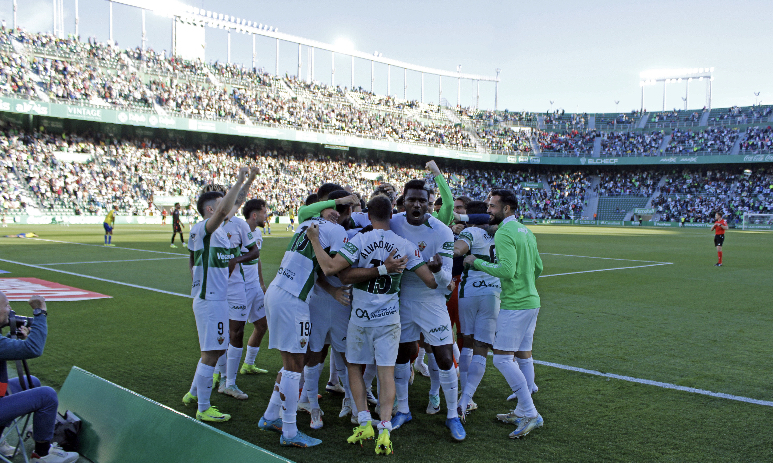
[217,252,235,261]
[472,280,501,289]
[428,324,450,334]
[442,241,454,251]
[418,241,427,252]
[190,233,196,240]
[343,242,358,255]
[277,266,296,281]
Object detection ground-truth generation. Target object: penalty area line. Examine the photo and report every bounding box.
[534,359,773,408]
[540,252,671,264]
[41,257,188,266]
[27,237,186,256]
[539,262,673,278]
[0,258,192,299]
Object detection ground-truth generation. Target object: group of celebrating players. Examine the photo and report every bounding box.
[180,161,544,454]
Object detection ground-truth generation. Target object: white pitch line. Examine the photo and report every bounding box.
[0,258,192,299]
[533,360,773,408]
[27,237,186,256]
[41,257,188,266]
[539,262,672,278]
[540,252,671,264]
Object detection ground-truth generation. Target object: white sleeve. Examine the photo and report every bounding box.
[433,226,454,290]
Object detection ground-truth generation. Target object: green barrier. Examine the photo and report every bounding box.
[57,367,291,463]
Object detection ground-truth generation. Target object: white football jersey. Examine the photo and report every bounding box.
[188,219,232,300]
[339,229,424,327]
[390,213,453,303]
[458,226,501,298]
[242,226,263,288]
[271,216,348,302]
[221,216,257,286]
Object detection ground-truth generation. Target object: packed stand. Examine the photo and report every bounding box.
[601,131,665,156]
[664,127,739,154]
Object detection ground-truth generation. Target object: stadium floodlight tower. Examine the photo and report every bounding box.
[640,68,714,112]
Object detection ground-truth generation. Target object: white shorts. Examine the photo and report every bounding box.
[307,285,350,353]
[245,284,266,323]
[192,298,229,352]
[458,294,501,345]
[346,323,401,366]
[265,285,311,354]
[399,300,453,346]
[228,282,249,322]
[492,308,540,352]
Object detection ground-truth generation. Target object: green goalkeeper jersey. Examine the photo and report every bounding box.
[473,216,542,310]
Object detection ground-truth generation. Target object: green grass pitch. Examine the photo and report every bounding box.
[1,223,772,462]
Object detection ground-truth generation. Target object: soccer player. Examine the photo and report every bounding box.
[257,202,349,448]
[454,200,501,416]
[711,211,728,267]
[239,199,270,376]
[286,211,295,231]
[181,166,248,423]
[217,168,260,400]
[389,178,466,441]
[161,208,168,226]
[170,203,186,248]
[103,205,118,246]
[463,189,543,439]
[307,195,437,454]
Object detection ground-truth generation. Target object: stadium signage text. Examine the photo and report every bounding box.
[66,106,102,120]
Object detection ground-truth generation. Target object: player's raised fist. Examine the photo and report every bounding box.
[306,223,320,241]
[425,160,441,176]
[237,166,249,181]
[28,295,46,310]
[249,166,260,178]
[335,194,359,206]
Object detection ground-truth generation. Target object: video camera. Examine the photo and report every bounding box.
[2,310,34,337]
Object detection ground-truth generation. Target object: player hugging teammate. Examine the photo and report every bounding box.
[184,160,547,452]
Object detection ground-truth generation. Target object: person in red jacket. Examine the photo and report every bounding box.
[710,211,728,267]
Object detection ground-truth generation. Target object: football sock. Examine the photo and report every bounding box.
[459,347,473,388]
[303,363,323,409]
[263,371,284,421]
[452,343,461,365]
[329,350,339,384]
[104,234,107,244]
[194,362,215,412]
[108,235,111,244]
[215,352,226,378]
[280,371,301,439]
[718,251,723,264]
[189,360,201,397]
[428,354,441,396]
[394,362,411,414]
[244,346,260,365]
[377,420,393,433]
[493,354,537,417]
[363,363,377,390]
[439,368,459,419]
[460,355,486,410]
[416,347,426,365]
[516,357,536,393]
[226,345,242,387]
[357,410,373,427]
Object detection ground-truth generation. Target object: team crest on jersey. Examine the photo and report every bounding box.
[418,241,427,251]
[300,338,307,349]
[227,232,232,239]
[217,335,225,345]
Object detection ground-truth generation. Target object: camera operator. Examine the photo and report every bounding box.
[0,292,79,463]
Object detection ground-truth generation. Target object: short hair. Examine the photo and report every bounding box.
[455,196,472,207]
[367,195,393,221]
[435,196,443,206]
[466,200,488,215]
[328,189,351,213]
[174,202,180,208]
[197,191,223,217]
[243,199,266,220]
[715,211,724,217]
[490,189,518,210]
[396,195,404,207]
[317,183,343,200]
[374,183,397,203]
[200,183,227,195]
[403,179,428,196]
[304,194,318,206]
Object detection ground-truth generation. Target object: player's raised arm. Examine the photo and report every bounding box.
[305,223,352,276]
[427,160,454,225]
[207,167,248,235]
[234,166,259,210]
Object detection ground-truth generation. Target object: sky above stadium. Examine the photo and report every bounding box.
[4,0,772,114]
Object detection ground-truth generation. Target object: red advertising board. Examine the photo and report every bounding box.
[0,278,111,301]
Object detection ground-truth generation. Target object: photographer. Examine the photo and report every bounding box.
[0,293,79,463]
